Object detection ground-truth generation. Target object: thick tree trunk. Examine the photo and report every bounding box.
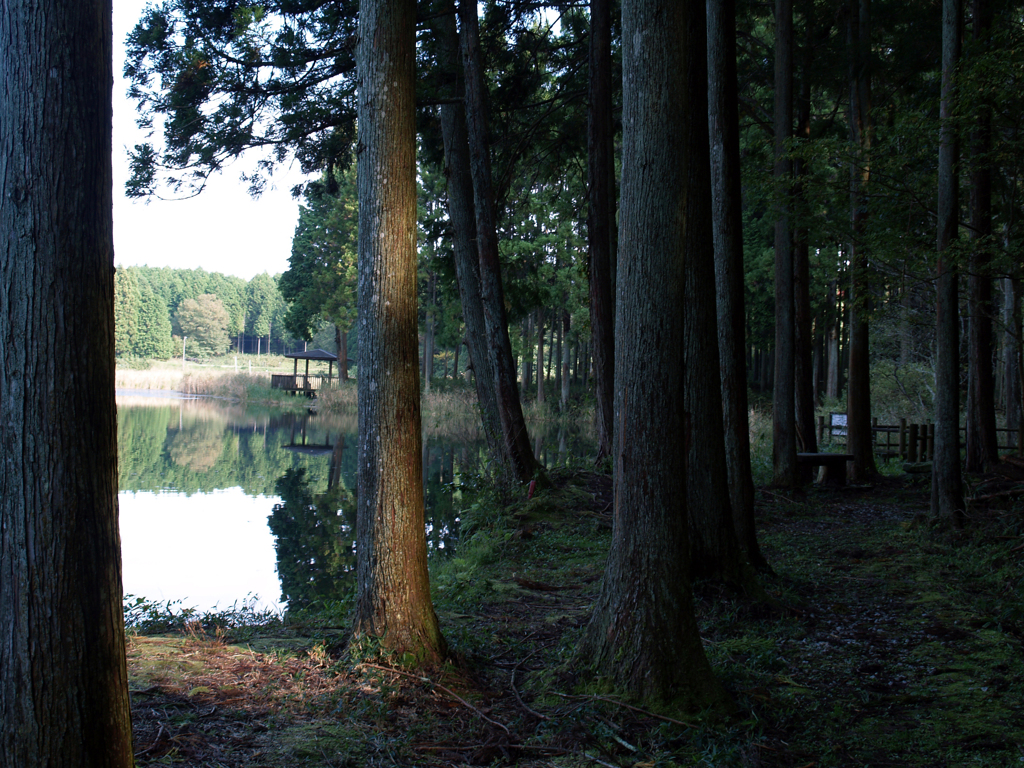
[966,0,998,472]
[458,0,541,483]
[933,0,965,523]
[354,0,446,662]
[434,7,507,466]
[773,0,798,487]
[708,0,766,568]
[588,0,617,460]
[578,0,731,711]
[686,1,761,588]
[847,0,878,482]
[0,1,135,763]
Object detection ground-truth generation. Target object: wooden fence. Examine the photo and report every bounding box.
[270,373,339,396]
[817,414,1023,462]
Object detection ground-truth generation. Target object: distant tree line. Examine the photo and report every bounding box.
[113,265,291,358]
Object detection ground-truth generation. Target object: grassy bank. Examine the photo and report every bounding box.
[126,467,1024,766]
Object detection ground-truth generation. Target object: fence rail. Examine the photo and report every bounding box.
[817,414,1023,462]
[270,373,339,395]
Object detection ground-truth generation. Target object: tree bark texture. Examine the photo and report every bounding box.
[773,0,798,487]
[846,0,878,482]
[966,0,998,472]
[458,0,541,483]
[0,1,135,763]
[355,0,446,662]
[434,6,510,470]
[578,0,730,711]
[933,0,965,523]
[685,0,758,587]
[588,0,617,460]
[707,0,767,568]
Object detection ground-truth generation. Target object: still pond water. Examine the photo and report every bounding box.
[117,392,594,615]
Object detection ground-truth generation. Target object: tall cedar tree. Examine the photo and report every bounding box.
[846,0,878,482]
[708,0,769,568]
[353,0,446,662]
[685,0,761,589]
[588,0,617,460]
[966,0,999,472]
[933,0,965,523]
[433,5,509,470]
[578,0,731,710]
[0,0,135,763]
[773,0,798,487]
[793,0,818,460]
[458,0,542,484]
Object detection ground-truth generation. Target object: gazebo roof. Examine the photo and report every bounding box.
[284,349,338,361]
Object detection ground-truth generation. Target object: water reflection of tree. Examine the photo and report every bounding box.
[167,421,226,473]
[269,468,356,610]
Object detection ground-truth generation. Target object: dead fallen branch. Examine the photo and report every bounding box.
[357,662,511,735]
[552,692,697,729]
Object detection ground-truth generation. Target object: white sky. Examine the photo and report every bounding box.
[112,0,311,281]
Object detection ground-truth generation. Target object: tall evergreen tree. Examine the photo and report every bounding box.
[588,0,617,460]
[354,0,446,663]
[934,0,965,523]
[135,279,176,359]
[114,266,142,357]
[578,0,731,710]
[0,0,134,762]
[708,0,767,568]
[773,0,798,488]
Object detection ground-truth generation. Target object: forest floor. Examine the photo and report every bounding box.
[128,464,1024,767]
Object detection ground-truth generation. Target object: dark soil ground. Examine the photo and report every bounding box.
[129,465,1024,767]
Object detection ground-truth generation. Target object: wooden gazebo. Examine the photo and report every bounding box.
[271,349,340,396]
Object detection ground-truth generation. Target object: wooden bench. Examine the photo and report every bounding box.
[797,452,854,486]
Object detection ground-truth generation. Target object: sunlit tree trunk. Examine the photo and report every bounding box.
[707,0,767,568]
[588,0,616,460]
[578,0,731,711]
[933,0,965,523]
[354,0,446,662]
[0,0,134,763]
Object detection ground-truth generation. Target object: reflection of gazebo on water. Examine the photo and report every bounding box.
[281,414,347,490]
[271,350,340,396]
